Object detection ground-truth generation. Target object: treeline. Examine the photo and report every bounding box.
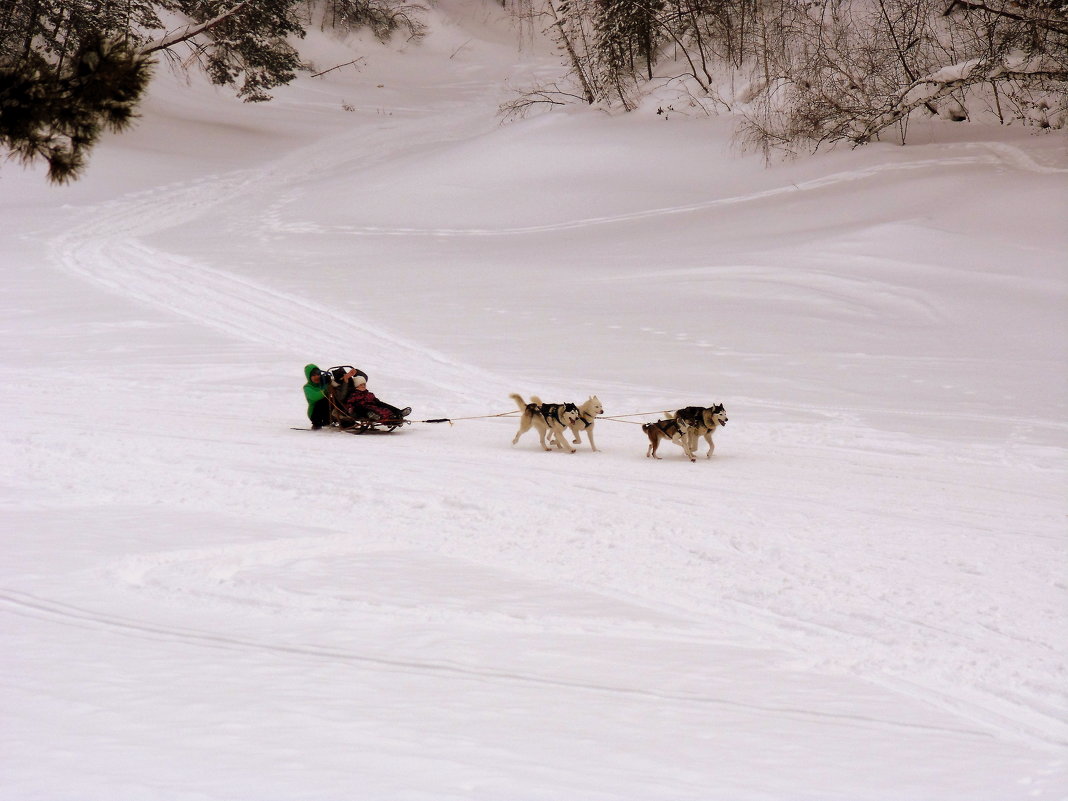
[505,0,1068,152]
[0,0,424,182]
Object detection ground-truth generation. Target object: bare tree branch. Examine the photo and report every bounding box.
[310,58,366,78]
[944,1,1068,36]
[138,1,251,57]
[853,54,1068,142]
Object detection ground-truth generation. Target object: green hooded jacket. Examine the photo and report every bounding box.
[303,364,326,419]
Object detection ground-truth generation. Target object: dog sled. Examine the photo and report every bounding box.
[317,365,410,434]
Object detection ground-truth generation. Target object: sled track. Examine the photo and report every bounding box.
[53,232,494,396]
[0,587,1001,742]
[271,143,1066,238]
[46,106,514,398]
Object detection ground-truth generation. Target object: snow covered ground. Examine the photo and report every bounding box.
[2,2,1066,798]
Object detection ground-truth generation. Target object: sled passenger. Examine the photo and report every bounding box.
[344,373,411,423]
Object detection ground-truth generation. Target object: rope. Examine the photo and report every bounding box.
[417,410,668,426]
[412,410,520,426]
[600,410,673,424]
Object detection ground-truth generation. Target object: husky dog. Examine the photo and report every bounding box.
[510,394,581,453]
[642,418,695,462]
[550,396,604,451]
[670,404,728,459]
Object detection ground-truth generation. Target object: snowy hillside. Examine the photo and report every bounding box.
[2,1,1067,798]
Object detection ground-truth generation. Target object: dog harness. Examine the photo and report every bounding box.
[534,403,575,425]
[574,411,595,430]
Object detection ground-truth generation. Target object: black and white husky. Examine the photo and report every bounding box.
[510,394,582,453]
[551,396,604,452]
[670,404,728,459]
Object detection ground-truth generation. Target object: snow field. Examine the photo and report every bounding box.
[2,2,1067,798]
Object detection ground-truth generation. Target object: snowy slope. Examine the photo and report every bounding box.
[2,1,1067,798]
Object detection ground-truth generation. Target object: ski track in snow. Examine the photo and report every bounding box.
[12,388,1067,752]
[46,117,512,399]
[270,143,1068,237]
[0,586,1004,743]
[47,127,1065,427]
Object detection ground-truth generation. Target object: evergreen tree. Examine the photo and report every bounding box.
[318,0,425,41]
[169,0,304,102]
[0,34,152,182]
[593,0,662,106]
[1,0,424,181]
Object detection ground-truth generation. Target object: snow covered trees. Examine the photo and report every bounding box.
[508,0,1068,151]
[0,0,300,181]
[738,0,1068,152]
[0,0,423,182]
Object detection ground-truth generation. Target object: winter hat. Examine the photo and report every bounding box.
[354,374,367,386]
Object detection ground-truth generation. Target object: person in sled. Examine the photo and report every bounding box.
[344,372,411,423]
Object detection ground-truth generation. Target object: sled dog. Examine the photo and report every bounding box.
[642,418,695,462]
[670,404,728,459]
[510,394,581,453]
[549,396,604,452]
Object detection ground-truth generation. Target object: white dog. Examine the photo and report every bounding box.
[550,395,604,451]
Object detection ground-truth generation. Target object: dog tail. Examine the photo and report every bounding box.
[509,393,527,411]
[664,410,676,419]
[529,395,543,405]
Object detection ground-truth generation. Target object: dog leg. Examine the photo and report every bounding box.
[677,434,696,463]
[554,423,576,453]
[512,416,530,446]
[568,423,581,445]
[537,423,552,451]
[705,431,715,459]
[587,426,598,452]
[532,418,555,451]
